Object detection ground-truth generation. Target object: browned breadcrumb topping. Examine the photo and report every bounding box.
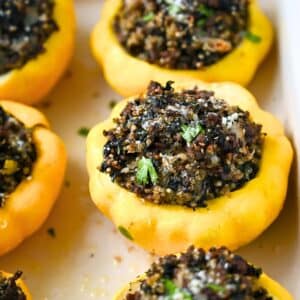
[0,271,26,300]
[100,81,264,208]
[0,106,37,207]
[114,0,248,70]
[125,246,272,300]
[0,0,58,75]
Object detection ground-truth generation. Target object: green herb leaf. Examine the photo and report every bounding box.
[142,12,155,22]
[118,226,134,241]
[78,127,90,137]
[206,283,226,293]
[164,279,177,295]
[181,123,204,143]
[109,99,117,109]
[197,18,206,27]
[244,31,262,43]
[165,0,181,16]
[163,279,193,300]
[198,4,214,17]
[136,157,158,185]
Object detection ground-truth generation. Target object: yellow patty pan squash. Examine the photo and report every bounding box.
[91,0,273,97]
[87,81,293,256]
[0,0,75,105]
[0,271,32,300]
[114,271,293,300]
[0,101,67,256]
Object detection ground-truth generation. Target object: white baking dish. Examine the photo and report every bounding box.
[0,0,298,299]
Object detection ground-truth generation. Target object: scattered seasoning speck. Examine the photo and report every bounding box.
[0,106,37,207]
[64,180,71,187]
[114,0,249,70]
[34,100,52,109]
[0,0,58,75]
[118,226,134,241]
[64,69,73,79]
[244,31,262,43]
[109,100,117,109]
[47,227,56,238]
[113,256,123,264]
[78,127,90,137]
[125,247,272,300]
[90,253,95,258]
[0,271,26,300]
[128,246,135,253]
[101,81,264,208]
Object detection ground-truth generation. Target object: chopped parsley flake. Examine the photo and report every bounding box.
[181,123,204,143]
[142,12,155,22]
[245,31,262,43]
[198,4,214,17]
[109,100,117,109]
[163,279,192,300]
[136,157,158,185]
[207,283,226,293]
[118,226,134,241]
[165,0,181,16]
[78,127,90,137]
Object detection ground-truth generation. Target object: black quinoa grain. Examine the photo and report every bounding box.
[0,0,58,75]
[114,0,249,70]
[0,106,37,207]
[101,81,264,208]
[125,247,272,300]
[0,271,26,300]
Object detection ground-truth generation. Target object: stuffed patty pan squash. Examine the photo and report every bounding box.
[0,101,66,255]
[0,0,75,105]
[91,0,273,96]
[115,247,293,300]
[87,80,292,256]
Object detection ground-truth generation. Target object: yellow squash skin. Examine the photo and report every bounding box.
[0,271,32,300]
[86,81,293,256]
[0,101,67,256]
[0,0,76,105]
[91,0,273,97]
[114,273,293,300]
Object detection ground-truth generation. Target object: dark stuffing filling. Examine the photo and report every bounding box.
[125,246,272,300]
[0,271,26,300]
[101,81,264,208]
[0,106,37,207]
[114,0,249,70]
[0,0,58,75]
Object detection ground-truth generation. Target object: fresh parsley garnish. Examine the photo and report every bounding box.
[136,157,158,185]
[142,12,155,22]
[78,127,90,137]
[206,283,226,293]
[198,4,214,17]
[163,279,192,300]
[118,226,134,241]
[244,31,262,43]
[197,18,206,27]
[181,123,204,143]
[165,0,181,16]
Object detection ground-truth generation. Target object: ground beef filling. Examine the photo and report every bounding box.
[114,0,248,70]
[0,0,58,75]
[0,271,26,300]
[125,247,272,300]
[0,106,37,207]
[101,81,264,208]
